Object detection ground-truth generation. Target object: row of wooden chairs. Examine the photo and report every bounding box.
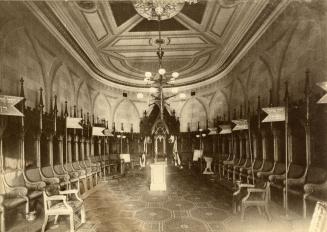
[0,153,121,231]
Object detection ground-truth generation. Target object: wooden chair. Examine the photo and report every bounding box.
[0,173,30,231]
[42,183,85,232]
[41,166,70,189]
[233,181,271,221]
[308,201,327,232]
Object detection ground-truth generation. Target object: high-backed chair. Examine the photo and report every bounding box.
[233,181,271,221]
[42,183,85,232]
[41,166,70,189]
[25,167,59,186]
[0,172,30,231]
[64,163,87,193]
[53,164,80,190]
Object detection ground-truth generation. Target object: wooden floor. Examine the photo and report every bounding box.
[7,166,311,232]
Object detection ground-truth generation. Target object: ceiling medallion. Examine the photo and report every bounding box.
[133,0,197,20]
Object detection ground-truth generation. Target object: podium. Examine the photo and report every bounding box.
[203,156,214,174]
[150,162,167,191]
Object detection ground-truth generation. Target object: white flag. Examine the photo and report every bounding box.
[92,127,106,136]
[219,124,232,134]
[208,128,217,135]
[232,119,248,131]
[262,107,285,122]
[0,95,24,117]
[317,82,327,104]
[66,117,82,129]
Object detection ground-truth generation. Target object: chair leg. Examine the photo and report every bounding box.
[54,215,59,224]
[69,213,75,232]
[41,214,48,232]
[81,205,86,223]
[283,188,286,208]
[264,205,272,221]
[241,205,246,221]
[83,179,88,193]
[257,206,262,215]
[90,176,93,189]
[303,196,307,218]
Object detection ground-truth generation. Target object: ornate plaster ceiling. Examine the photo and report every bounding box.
[26,0,288,89]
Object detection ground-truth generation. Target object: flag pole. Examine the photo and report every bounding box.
[247,102,255,185]
[284,82,289,217]
[64,101,68,166]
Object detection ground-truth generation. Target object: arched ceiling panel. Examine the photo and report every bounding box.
[27,0,287,88]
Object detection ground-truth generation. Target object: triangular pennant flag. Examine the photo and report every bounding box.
[262,107,285,122]
[219,124,232,134]
[208,127,217,135]
[317,82,327,104]
[232,119,248,131]
[103,128,113,136]
[92,126,106,136]
[66,117,83,129]
[0,95,24,117]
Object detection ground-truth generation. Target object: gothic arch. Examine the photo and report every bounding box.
[179,97,207,132]
[113,98,140,133]
[209,90,229,125]
[93,93,111,122]
[1,24,45,108]
[77,81,92,114]
[51,63,75,111]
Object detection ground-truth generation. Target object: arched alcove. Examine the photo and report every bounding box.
[247,59,273,104]
[94,93,111,122]
[209,91,228,126]
[2,27,45,107]
[229,78,246,111]
[77,81,92,114]
[113,99,140,133]
[51,63,75,110]
[180,97,207,132]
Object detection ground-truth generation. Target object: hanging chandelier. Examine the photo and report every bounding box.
[133,0,198,20]
[134,0,197,120]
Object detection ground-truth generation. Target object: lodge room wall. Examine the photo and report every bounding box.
[0,1,327,164]
[222,2,326,108]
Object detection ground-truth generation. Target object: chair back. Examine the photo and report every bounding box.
[3,170,25,188]
[41,166,54,177]
[25,168,41,182]
[43,183,60,210]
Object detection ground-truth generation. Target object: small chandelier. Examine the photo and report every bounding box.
[134,0,197,21]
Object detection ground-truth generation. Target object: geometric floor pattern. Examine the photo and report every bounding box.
[7,165,311,232]
[86,167,231,232]
[85,166,311,232]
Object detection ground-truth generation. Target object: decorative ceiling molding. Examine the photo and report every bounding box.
[25,0,289,91]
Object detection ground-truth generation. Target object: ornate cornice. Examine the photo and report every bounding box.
[27,0,287,90]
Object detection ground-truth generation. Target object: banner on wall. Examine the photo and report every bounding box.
[66,117,83,129]
[232,119,248,131]
[92,126,106,136]
[219,124,232,134]
[317,82,327,104]
[261,107,285,122]
[0,95,24,117]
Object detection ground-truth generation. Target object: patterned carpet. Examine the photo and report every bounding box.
[84,166,310,232]
[8,166,311,232]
